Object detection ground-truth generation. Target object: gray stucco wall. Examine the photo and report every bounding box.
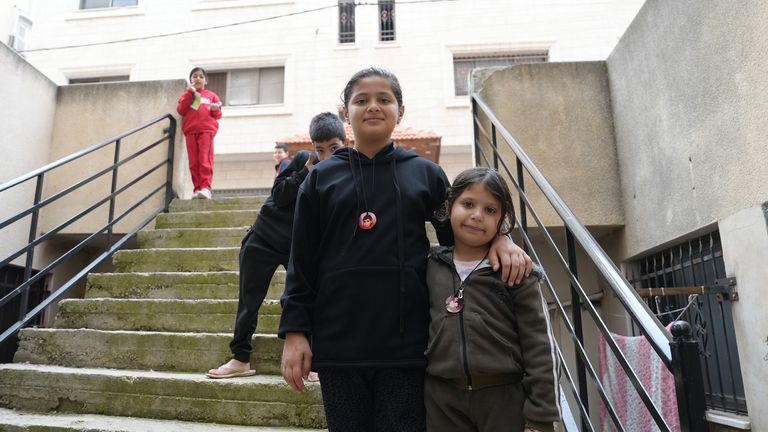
[39,80,186,235]
[473,62,624,229]
[607,1,768,258]
[0,43,57,266]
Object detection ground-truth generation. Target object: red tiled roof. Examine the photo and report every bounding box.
[278,125,441,144]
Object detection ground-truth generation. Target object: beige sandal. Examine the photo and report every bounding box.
[206,362,256,379]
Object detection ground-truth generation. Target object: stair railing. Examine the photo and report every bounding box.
[471,93,707,431]
[0,114,176,345]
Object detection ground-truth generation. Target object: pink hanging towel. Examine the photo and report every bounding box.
[598,332,681,432]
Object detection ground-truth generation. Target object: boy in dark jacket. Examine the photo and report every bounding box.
[206,112,345,378]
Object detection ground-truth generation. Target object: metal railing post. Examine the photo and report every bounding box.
[516,157,528,252]
[107,139,121,247]
[19,175,44,321]
[491,124,499,170]
[566,228,589,430]
[164,117,176,211]
[471,99,481,166]
[671,321,708,432]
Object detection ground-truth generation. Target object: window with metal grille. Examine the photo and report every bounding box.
[80,0,138,9]
[338,0,356,44]
[626,231,747,415]
[206,67,285,106]
[69,76,130,84]
[378,0,395,42]
[453,52,548,96]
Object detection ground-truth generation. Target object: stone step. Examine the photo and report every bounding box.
[138,227,249,249]
[0,364,325,428]
[54,299,280,334]
[113,248,240,273]
[0,408,324,432]
[85,271,285,300]
[15,328,282,375]
[169,196,267,213]
[155,210,257,229]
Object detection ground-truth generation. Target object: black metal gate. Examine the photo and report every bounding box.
[0,264,47,362]
[627,231,748,415]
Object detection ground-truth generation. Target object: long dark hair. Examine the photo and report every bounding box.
[438,167,516,236]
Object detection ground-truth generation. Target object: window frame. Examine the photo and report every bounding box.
[338,0,356,44]
[79,0,139,10]
[378,0,395,42]
[452,51,549,97]
[205,67,286,107]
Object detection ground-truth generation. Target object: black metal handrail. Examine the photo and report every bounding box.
[471,93,707,431]
[0,114,176,344]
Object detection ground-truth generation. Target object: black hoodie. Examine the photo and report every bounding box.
[251,150,315,255]
[279,144,453,368]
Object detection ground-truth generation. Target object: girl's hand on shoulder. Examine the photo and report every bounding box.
[488,235,533,287]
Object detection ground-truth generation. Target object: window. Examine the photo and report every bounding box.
[338,0,355,44]
[79,0,138,9]
[9,15,31,51]
[453,52,548,96]
[69,75,130,84]
[206,67,284,106]
[378,0,395,42]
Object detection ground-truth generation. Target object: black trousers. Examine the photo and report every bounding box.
[229,228,288,363]
[317,367,427,432]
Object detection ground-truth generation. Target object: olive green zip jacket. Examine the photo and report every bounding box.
[425,246,560,431]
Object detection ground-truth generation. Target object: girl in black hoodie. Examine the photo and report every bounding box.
[279,67,532,431]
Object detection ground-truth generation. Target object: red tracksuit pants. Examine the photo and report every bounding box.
[185,132,215,191]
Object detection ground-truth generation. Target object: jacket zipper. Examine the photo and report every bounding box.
[458,310,473,390]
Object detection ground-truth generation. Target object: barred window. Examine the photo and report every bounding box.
[206,67,285,106]
[69,75,129,84]
[378,0,395,42]
[79,0,138,9]
[338,1,356,44]
[453,52,548,96]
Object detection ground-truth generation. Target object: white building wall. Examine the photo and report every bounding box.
[20,0,643,188]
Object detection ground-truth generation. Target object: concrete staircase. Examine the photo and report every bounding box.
[0,196,326,431]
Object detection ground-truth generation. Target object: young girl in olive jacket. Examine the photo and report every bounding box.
[425,167,561,432]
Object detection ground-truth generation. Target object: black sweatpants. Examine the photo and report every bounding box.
[317,367,427,432]
[229,228,288,363]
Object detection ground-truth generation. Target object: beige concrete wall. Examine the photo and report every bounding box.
[39,80,187,235]
[472,61,625,229]
[607,0,768,259]
[0,42,57,267]
[718,203,768,431]
[605,1,768,427]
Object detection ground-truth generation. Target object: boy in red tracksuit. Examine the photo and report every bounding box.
[177,67,222,199]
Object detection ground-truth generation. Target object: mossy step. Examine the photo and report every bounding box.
[0,364,325,428]
[155,210,258,229]
[86,271,285,300]
[113,248,240,272]
[14,328,282,375]
[0,407,325,431]
[169,196,268,213]
[138,227,250,248]
[55,299,281,334]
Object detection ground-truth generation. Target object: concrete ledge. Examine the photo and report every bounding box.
[86,271,285,300]
[169,196,267,213]
[138,227,250,248]
[54,299,281,334]
[0,364,325,428]
[0,407,325,431]
[112,248,240,272]
[155,210,258,229]
[14,329,283,375]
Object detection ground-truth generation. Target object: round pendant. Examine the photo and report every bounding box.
[445,294,463,313]
[358,212,377,230]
